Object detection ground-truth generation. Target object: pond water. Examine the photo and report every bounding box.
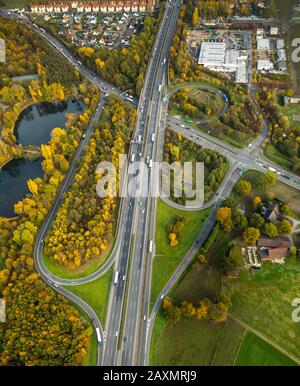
[14,99,84,146]
[0,158,43,218]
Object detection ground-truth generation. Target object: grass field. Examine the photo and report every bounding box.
[293,232,300,248]
[234,170,300,216]
[43,239,114,280]
[150,224,238,366]
[64,268,113,324]
[282,103,300,130]
[235,331,297,366]
[228,260,300,361]
[150,199,211,306]
[3,0,28,8]
[152,316,244,366]
[264,143,293,172]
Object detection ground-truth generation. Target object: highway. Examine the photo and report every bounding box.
[102,0,181,366]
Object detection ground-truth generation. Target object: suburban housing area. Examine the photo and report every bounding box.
[0,0,300,372]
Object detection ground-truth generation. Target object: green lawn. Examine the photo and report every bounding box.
[234,170,300,216]
[293,232,300,248]
[264,143,293,172]
[3,0,28,8]
[63,268,113,324]
[151,316,244,366]
[235,331,298,366]
[43,239,114,280]
[281,103,300,130]
[150,199,211,305]
[228,260,300,361]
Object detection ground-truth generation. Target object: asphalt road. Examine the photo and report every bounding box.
[102,0,181,366]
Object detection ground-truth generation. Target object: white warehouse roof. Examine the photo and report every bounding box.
[257,38,270,50]
[257,60,274,71]
[198,42,226,66]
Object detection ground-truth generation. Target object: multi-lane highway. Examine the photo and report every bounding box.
[102,0,181,366]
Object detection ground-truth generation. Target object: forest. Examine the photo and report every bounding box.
[163,129,229,204]
[256,88,300,174]
[0,16,85,167]
[0,16,103,365]
[45,96,137,269]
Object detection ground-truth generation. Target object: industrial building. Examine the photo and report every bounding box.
[198,41,248,83]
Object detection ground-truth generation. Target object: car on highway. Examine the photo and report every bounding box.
[115,331,119,337]
[160,294,165,300]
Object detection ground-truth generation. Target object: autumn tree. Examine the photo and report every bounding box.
[243,227,260,246]
[236,179,252,197]
[216,207,233,232]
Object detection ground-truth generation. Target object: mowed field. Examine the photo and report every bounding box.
[153,317,244,366]
[150,199,211,305]
[235,331,297,366]
[228,260,300,362]
[3,0,28,8]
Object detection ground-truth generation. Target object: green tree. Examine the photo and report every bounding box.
[236,179,252,196]
[264,223,279,238]
[250,213,265,229]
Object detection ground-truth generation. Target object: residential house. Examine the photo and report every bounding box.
[147,0,155,11]
[46,4,54,12]
[263,203,280,222]
[258,236,291,263]
[131,0,139,12]
[53,4,62,13]
[100,1,109,12]
[77,3,85,12]
[61,4,69,13]
[39,4,46,13]
[92,2,100,12]
[140,0,147,12]
[124,1,131,12]
[115,0,124,12]
[31,5,40,13]
[108,1,116,12]
[71,1,79,9]
[85,3,92,12]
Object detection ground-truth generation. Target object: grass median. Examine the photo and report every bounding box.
[63,268,113,324]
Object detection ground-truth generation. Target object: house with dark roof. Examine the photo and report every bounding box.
[263,203,280,222]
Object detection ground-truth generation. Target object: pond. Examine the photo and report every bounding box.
[14,99,85,146]
[0,158,43,218]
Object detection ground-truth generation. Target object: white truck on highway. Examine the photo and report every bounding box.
[96,327,102,345]
[131,154,135,163]
[149,240,153,253]
[113,270,119,287]
[151,133,155,142]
